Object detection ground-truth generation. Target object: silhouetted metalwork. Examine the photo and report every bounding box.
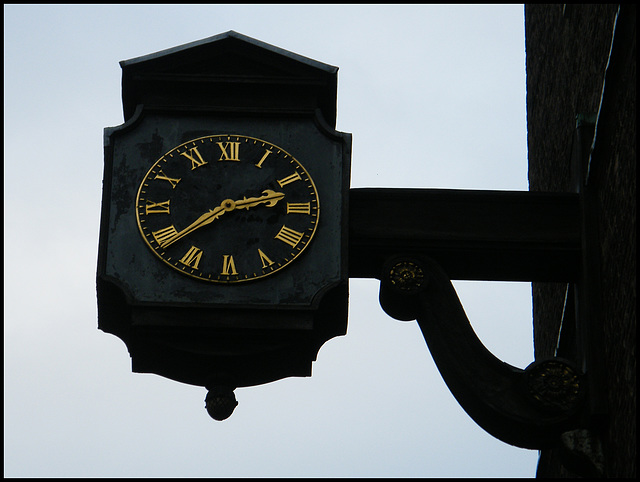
[379,255,586,449]
[97,31,608,460]
[205,386,238,421]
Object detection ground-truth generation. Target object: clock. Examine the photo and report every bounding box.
[99,32,351,395]
[135,134,320,283]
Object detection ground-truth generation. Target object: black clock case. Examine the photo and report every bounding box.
[96,31,352,389]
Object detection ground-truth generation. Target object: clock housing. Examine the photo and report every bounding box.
[97,32,351,389]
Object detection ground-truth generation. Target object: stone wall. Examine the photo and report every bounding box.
[525,4,635,477]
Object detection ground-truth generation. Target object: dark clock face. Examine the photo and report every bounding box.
[136,134,319,283]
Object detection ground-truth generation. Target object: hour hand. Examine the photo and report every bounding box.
[234,189,285,210]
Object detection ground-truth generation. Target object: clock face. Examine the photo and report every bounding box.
[135,134,319,283]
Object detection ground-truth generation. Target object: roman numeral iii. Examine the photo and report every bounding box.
[286,202,311,214]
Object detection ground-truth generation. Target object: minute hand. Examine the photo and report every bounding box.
[160,205,226,248]
[160,189,285,248]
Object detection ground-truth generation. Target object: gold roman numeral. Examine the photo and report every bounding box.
[152,225,179,248]
[277,171,302,187]
[154,170,181,188]
[179,246,203,269]
[257,248,275,269]
[255,149,272,168]
[180,146,207,170]
[221,254,238,275]
[145,200,171,214]
[286,202,311,214]
[217,142,241,162]
[274,225,304,248]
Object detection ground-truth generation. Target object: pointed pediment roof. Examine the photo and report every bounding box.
[120,31,338,126]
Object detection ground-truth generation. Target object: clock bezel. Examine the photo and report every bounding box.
[135,134,321,284]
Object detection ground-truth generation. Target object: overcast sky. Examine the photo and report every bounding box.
[4,4,539,477]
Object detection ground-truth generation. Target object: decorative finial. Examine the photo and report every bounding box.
[205,386,238,421]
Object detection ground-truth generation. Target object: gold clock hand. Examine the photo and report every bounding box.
[234,189,285,210]
[160,204,228,248]
[160,190,285,248]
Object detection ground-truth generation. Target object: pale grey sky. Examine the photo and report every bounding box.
[4,4,538,477]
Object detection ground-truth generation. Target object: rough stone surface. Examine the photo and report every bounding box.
[525,4,635,477]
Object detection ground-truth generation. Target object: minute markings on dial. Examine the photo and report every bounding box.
[135,134,319,283]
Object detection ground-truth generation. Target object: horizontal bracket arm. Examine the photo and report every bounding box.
[349,188,580,282]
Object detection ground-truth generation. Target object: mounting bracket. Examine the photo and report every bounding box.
[377,255,587,449]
